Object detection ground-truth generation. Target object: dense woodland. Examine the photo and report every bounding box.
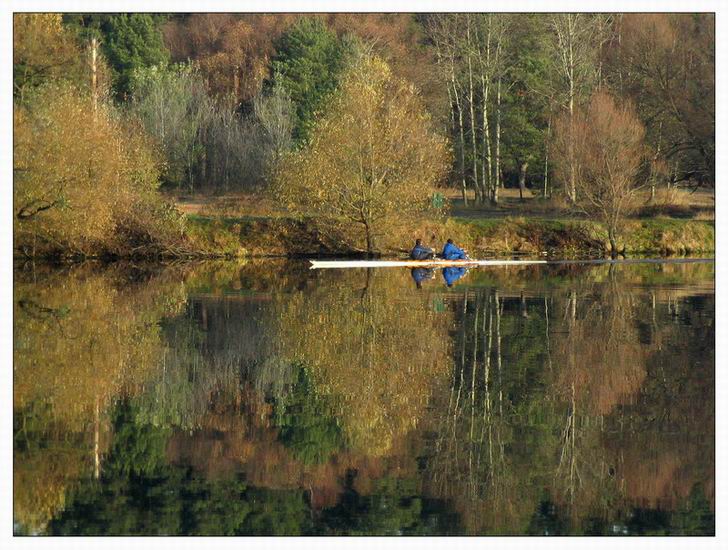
[13,13,715,256]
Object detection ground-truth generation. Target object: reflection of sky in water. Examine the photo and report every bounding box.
[13,260,715,535]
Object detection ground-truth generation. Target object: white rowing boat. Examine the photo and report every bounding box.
[310,259,548,269]
[309,257,714,269]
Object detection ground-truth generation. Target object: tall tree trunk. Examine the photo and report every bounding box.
[364,220,374,256]
[650,120,663,203]
[90,37,98,118]
[451,73,468,206]
[492,76,502,205]
[518,161,529,201]
[466,22,480,202]
[544,116,551,198]
[566,15,577,203]
[568,80,576,203]
[478,18,493,205]
[608,226,618,259]
[480,75,492,205]
[446,82,460,206]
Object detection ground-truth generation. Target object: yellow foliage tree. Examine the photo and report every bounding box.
[13,14,86,102]
[273,54,449,254]
[13,83,174,256]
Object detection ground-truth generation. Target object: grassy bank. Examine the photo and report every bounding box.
[184,214,714,259]
[17,214,712,262]
[453,217,715,257]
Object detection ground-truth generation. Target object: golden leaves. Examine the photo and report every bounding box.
[13,84,164,255]
[273,54,449,252]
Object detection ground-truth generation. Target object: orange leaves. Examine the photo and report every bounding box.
[163,14,299,103]
[552,91,645,248]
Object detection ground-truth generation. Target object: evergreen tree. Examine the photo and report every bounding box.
[87,14,170,99]
[270,17,352,143]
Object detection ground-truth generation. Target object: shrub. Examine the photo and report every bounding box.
[13,83,177,257]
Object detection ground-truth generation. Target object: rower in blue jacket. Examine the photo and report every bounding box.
[410,239,435,260]
[441,238,468,260]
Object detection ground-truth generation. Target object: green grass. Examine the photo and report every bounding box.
[183,215,248,256]
[180,213,714,259]
[451,216,713,258]
[625,218,714,255]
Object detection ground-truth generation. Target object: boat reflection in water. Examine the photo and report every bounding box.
[13,259,715,535]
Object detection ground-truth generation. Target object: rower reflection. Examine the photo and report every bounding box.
[411,267,435,289]
[442,267,467,287]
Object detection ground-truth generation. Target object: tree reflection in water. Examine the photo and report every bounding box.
[14,260,714,535]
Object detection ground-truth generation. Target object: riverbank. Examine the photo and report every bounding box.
[14,213,714,262]
[183,214,715,259]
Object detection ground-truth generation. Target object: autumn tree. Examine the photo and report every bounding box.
[13,82,174,257]
[546,14,613,202]
[326,14,446,125]
[273,54,449,254]
[162,14,298,105]
[13,14,87,102]
[553,92,645,257]
[612,14,714,188]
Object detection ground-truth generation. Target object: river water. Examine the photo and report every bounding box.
[13,259,715,535]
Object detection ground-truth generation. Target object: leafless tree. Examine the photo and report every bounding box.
[553,91,645,257]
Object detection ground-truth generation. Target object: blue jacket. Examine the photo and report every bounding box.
[410,243,434,260]
[441,242,467,260]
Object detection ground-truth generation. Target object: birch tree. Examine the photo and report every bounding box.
[253,77,295,170]
[547,14,612,202]
[128,63,212,190]
[424,14,469,204]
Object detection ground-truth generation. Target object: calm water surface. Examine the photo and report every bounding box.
[13,259,714,535]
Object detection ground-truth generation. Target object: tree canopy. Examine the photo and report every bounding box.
[270,17,353,143]
[273,54,449,253]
